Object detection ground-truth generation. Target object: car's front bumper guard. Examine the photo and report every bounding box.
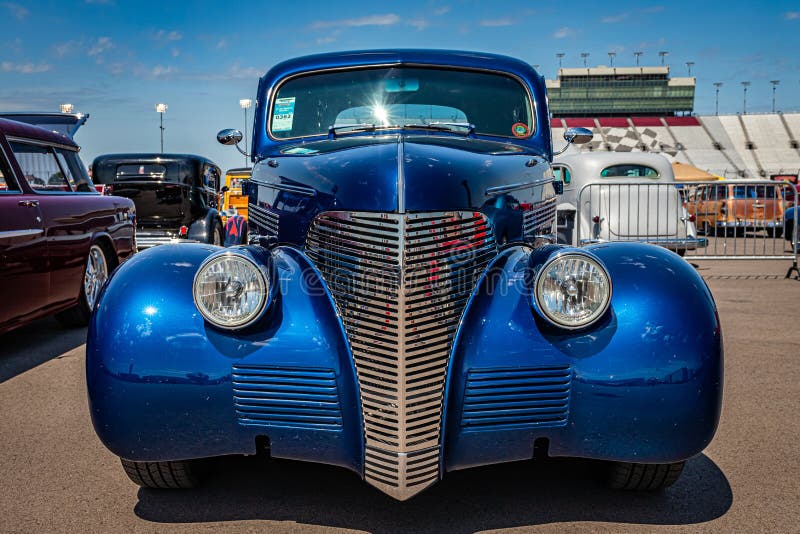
[716,220,782,228]
[580,237,708,250]
[135,234,199,250]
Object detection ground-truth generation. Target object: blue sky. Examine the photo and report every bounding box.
[1,0,799,171]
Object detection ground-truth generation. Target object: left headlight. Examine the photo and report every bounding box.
[193,253,268,329]
[533,252,612,329]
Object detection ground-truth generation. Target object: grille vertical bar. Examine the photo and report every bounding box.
[306,210,495,499]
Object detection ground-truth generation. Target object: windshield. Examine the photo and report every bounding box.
[600,164,660,178]
[270,67,533,140]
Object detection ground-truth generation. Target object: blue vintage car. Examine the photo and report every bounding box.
[87,50,723,501]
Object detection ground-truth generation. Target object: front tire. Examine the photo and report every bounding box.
[55,243,110,327]
[121,458,208,489]
[607,461,685,491]
[210,220,223,246]
[766,227,783,238]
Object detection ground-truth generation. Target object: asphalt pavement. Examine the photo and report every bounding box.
[1,259,798,533]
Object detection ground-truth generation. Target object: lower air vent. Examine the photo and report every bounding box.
[248,204,280,237]
[461,366,571,430]
[232,365,343,430]
[523,196,557,240]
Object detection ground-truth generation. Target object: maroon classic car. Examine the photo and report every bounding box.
[0,118,136,335]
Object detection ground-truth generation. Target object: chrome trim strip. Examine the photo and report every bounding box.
[261,182,316,196]
[397,139,405,213]
[0,229,43,239]
[5,136,78,153]
[485,178,552,196]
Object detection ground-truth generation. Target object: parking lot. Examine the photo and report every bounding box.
[0,259,798,533]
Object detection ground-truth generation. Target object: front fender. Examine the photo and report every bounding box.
[86,243,364,474]
[443,242,723,471]
[187,209,221,243]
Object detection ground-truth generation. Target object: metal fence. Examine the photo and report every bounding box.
[571,181,798,267]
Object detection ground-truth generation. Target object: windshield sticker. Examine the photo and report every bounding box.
[273,97,296,132]
[512,122,529,137]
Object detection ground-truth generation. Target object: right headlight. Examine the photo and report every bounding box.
[533,252,612,329]
[193,252,269,329]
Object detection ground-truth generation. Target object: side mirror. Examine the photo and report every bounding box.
[563,127,593,145]
[220,185,230,193]
[553,127,594,156]
[216,128,250,158]
[553,181,564,195]
[217,129,243,146]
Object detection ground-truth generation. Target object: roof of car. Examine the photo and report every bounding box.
[555,151,676,181]
[0,117,79,149]
[92,153,218,165]
[263,49,540,80]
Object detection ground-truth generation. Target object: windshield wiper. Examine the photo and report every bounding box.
[328,123,377,138]
[402,122,475,136]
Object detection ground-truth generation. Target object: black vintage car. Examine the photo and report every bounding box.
[91,153,224,249]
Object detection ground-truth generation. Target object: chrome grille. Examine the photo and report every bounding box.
[461,366,571,430]
[249,204,280,237]
[306,211,496,499]
[523,196,557,239]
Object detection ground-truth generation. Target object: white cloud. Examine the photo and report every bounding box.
[2,2,28,19]
[408,18,430,30]
[2,61,51,74]
[88,37,113,56]
[53,40,81,58]
[153,30,183,42]
[602,13,628,23]
[228,62,262,80]
[433,6,450,16]
[553,27,575,39]
[171,48,180,57]
[216,38,227,49]
[311,13,400,29]
[480,17,513,27]
[151,65,175,78]
[785,11,800,20]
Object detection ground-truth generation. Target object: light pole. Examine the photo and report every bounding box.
[741,81,750,114]
[686,61,694,77]
[659,51,669,66]
[581,52,590,68]
[770,80,780,113]
[608,51,616,67]
[633,51,642,66]
[556,52,565,69]
[239,98,252,168]
[155,103,167,153]
[713,82,723,115]
[60,103,74,114]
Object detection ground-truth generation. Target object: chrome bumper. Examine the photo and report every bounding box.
[135,234,199,250]
[580,237,708,250]
[716,220,781,228]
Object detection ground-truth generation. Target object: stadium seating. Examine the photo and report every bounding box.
[552,113,800,180]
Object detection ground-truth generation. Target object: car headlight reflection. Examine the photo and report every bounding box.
[193,253,268,328]
[534,252,611,329]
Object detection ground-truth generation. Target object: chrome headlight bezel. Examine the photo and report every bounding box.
[532,250,612,330]
[192,250,272,330]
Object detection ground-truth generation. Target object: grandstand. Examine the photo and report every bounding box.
[546,66,800,180]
